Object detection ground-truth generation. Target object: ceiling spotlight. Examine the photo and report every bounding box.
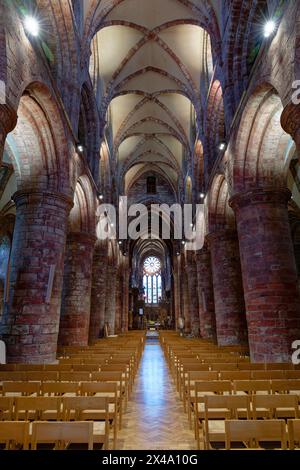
[24,16,40,37]
[77,144,84,153]
[200,193,205,199]
[219,142,226,151]
[264,20,276,38]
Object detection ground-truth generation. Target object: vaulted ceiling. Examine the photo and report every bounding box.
[85,0,219,197]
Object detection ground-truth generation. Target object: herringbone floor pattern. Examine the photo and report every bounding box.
[117,340,197,450]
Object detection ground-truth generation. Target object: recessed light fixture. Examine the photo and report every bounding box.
[264,20,276,38]
[24,16,40,37]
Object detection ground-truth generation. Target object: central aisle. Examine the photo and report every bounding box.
[117,339,196,450]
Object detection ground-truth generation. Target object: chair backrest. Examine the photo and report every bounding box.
[15,396,62,420]
[271,379,300,394]
[26,371,58,382]
[251,370,285,380]
[195,380,232,395]
[2,381,41,397]
[210,363,238,371]
[0,397,14,420]
[41,382,80,396]
[220,371,252,381]
[59,371,91,382]
[253,394,299,419]
[63,396,109,420]
[287,419,300,450]
[233,380,271,394]
[188,371,219,382]
[225,419,287,449]
[204,395,251,420]
[0,421,29,450]
[72,364,100,372]
[80,381,118,399]
[31,421,94,450]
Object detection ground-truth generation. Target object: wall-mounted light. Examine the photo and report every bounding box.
[219,142,226,151]
[97,193,104,201]
[181,240,186,246]
[24,16,40,37]
[264,20,276,38]
[199,193,205,199]
[77,144,84,153]
[118,241,122,245]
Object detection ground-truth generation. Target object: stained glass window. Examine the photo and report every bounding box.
[143,256,162,304]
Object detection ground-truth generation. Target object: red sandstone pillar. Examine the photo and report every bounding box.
[230,188,300,362]
[0,104,17,164]
[89,241,108,343]
[58,232,95,347]
[207,229,248,346]
[173,256,181,330]
[0,190,72,363]
[195,246,217,340]
[121,268,130,332]
[182,271,191,333]
[186,260,200,336]
[105,265,117,334]
[115,269,122,334]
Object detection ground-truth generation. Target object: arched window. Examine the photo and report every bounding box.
[143,256,162,304]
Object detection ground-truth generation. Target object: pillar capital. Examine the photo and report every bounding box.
[280,103,300,140]
[229,187,291,211]
[12,189,73,211]
[0,104,18,134]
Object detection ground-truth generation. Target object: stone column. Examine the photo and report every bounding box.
[115,269,122,334]
[0,190,72,363]
[182,271,191,333]
[195,246,216,340]
[0,104,17,164]
[186,260,200,336]
[121,268,130,332]
[207,229,248,346]
[173,256,181,330]
[88,241,108,343]
[105,265,117,335]
[230,188,300,362]
[58,232,95,347]
[281,104,300,154]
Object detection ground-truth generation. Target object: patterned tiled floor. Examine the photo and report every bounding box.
[116,340,197,450]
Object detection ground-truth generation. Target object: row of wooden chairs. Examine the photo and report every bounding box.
[0,421,104,450]
[197,394,300,449]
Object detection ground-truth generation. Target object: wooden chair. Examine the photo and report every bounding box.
[225,419,287,450]
[201,395,251,450]
[91,371,124,428]
[252,394,299,419]
[31,421,94,450]
[63,396,110,449]
[287,419,300,450]
[220,371,252,381]
[80,382,119,448]
[15,396,62,421]
[0,421,29,450]
[0,397,14,420]
[59,371,91,382]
